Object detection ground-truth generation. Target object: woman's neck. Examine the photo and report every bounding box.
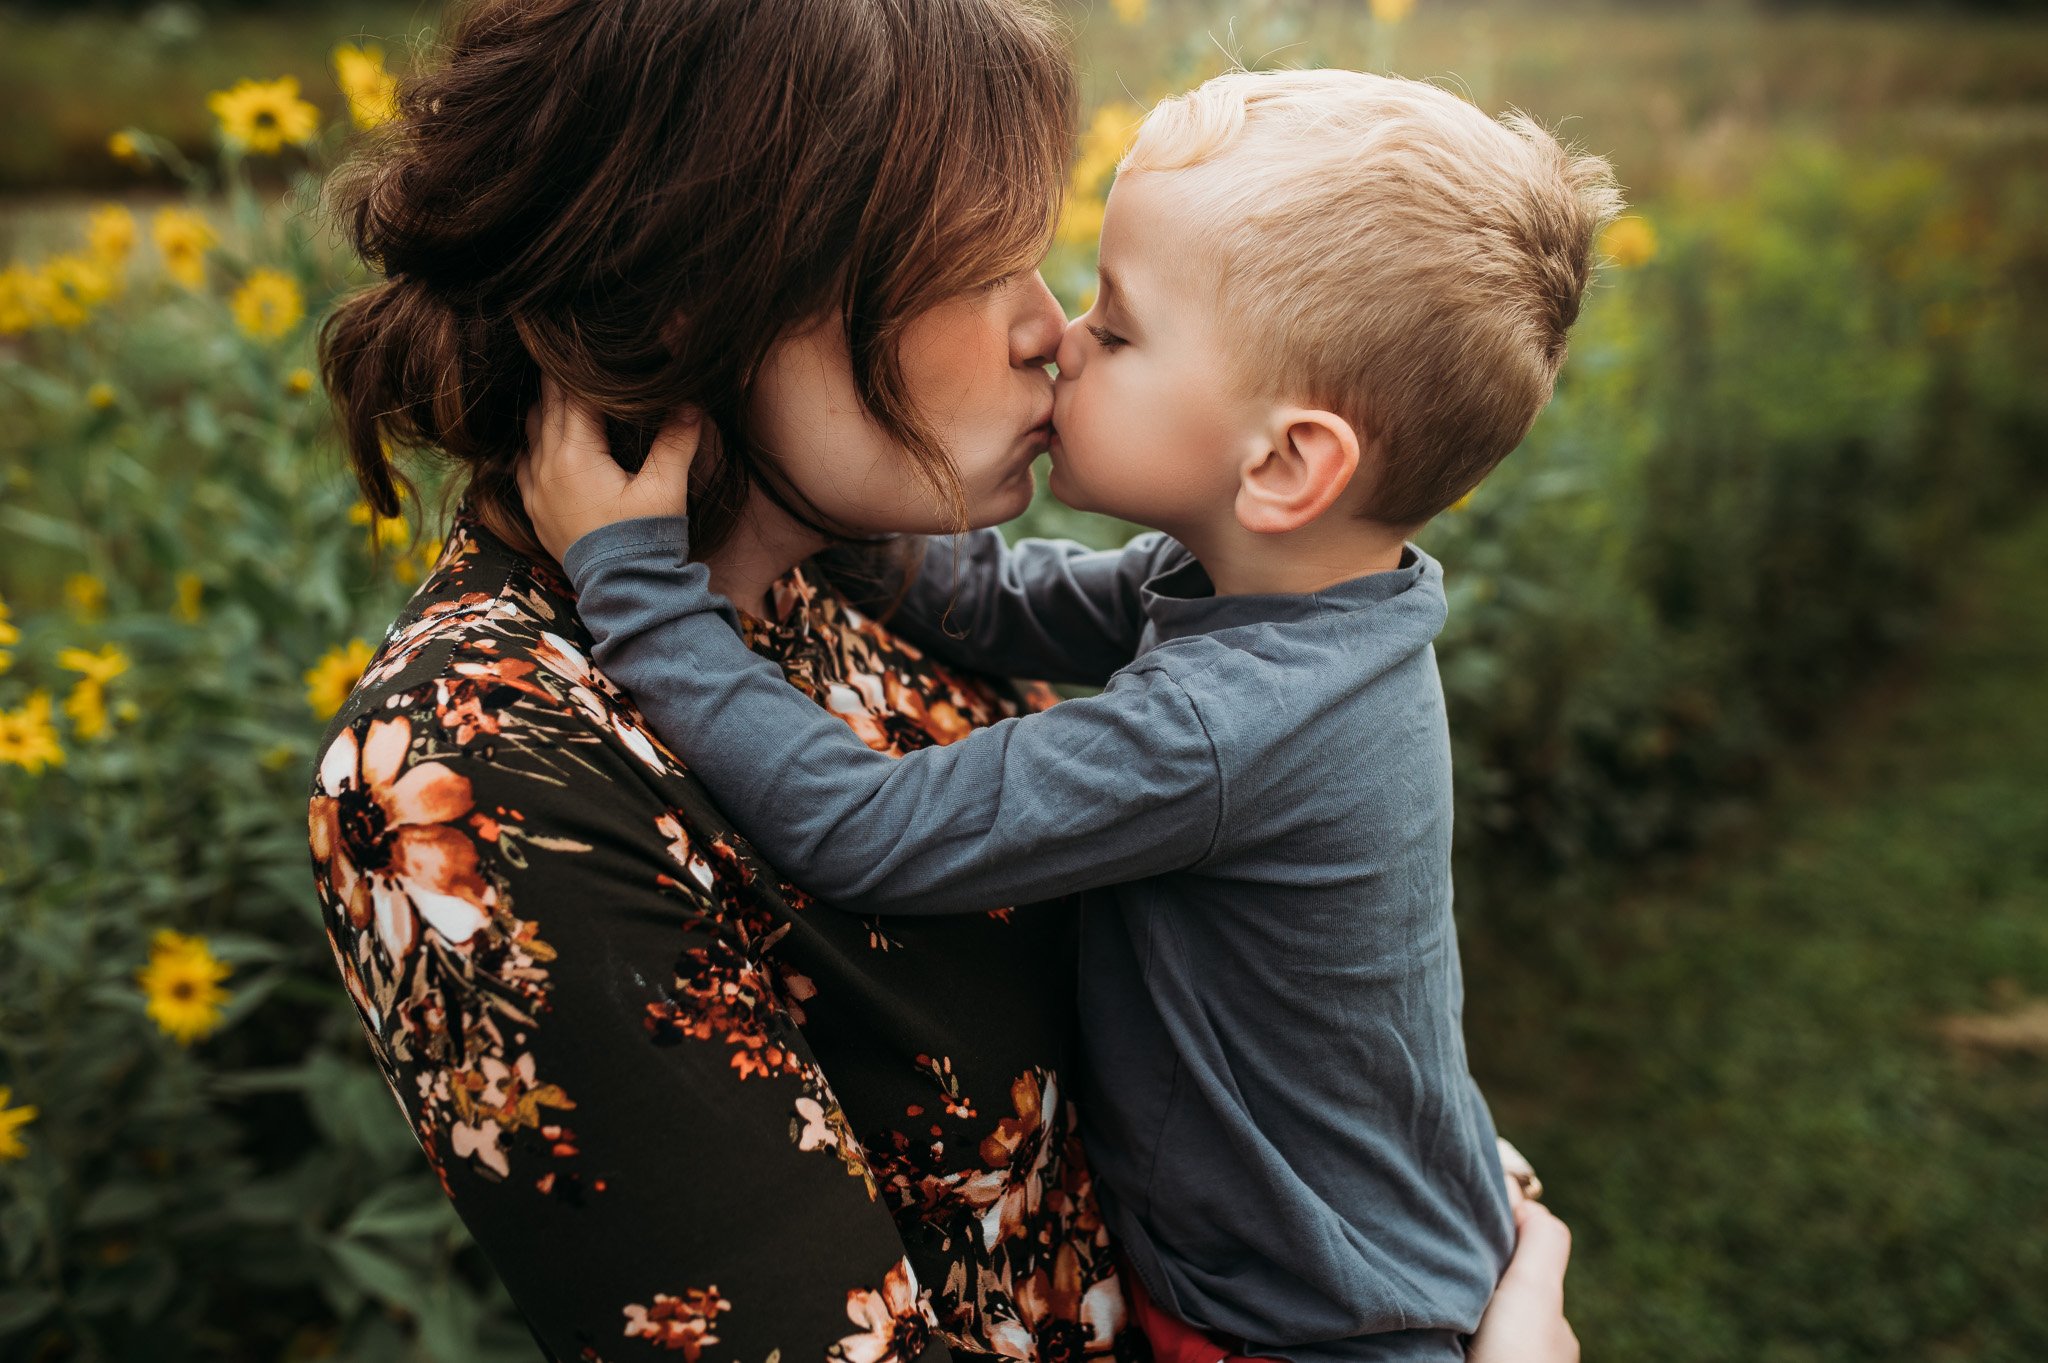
[699,489,833,620]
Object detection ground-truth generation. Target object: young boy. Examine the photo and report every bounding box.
[524,69,1618,1360]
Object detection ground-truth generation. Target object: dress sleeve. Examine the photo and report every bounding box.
[884,528,1162,686]
[309,701,950,1361]
[563,519,1223,915]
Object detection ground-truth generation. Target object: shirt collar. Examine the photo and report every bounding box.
[1138,541,1437,644]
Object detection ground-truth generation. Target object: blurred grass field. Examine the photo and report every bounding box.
[1468,507,2048,1361]
[1,2,2045,1360]
[4,2,2048,198]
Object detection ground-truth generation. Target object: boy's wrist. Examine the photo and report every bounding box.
[560,515,693,587]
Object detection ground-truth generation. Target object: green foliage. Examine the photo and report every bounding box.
[1464,511,2048,1361]
[1415,144,2048,905]
[0,114,517,1363]
[0,6,2043,1361]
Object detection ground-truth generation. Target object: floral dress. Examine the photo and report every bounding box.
[306,503,1147,1363]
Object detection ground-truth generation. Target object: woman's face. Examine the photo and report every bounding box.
[748,271,1066,536]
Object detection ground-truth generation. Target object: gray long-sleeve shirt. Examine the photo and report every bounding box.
[563,518,1513,1361]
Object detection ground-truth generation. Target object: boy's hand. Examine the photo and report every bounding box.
[516,375,701,564]
[1469,1199,1579,1363]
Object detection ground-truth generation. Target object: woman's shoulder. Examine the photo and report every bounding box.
[312,505,687,792]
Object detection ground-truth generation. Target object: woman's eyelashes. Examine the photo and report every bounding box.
[1087,323,1127,351]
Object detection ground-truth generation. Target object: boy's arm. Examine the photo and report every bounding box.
[886,528,1163,686]
[564,517,1222,915]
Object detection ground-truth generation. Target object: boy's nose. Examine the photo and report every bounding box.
[1054,314,1088,378]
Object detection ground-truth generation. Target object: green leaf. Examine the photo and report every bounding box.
[0,1201,42,1279]
[415,1279,482,1363]
[77,1181,164,1228]
[324,1236,423,1311]
[0,1289,55,1337]
[201,932,293,965]
[183,394,224,450]
[224,1176,310,1228]
[340,1180,458,1243]
[0,505,89,552]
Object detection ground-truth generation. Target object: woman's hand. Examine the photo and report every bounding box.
[1469,1198,1580,1363]
[516,376,702,564]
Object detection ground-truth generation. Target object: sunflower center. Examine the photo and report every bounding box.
[254,110,278,130]
[170,979,197,1001]
[337,787,394,871]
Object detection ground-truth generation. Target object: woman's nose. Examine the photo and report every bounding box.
[1015,271,1067,370]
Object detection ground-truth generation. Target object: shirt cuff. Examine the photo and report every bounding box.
[561,516,692,587]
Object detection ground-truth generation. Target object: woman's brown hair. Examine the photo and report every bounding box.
[320,0,1075,560]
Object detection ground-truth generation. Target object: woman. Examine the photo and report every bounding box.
[305,1,1577,1359]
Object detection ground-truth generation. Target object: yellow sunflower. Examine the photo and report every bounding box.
[0,592,19,675]
[64,573,107,621]
[1599,216,1658,270]
[348,500,411,553]
[59,643,131,686]
[65,680,110,741]
[0,692,66,774]
[87,382,117,411]
[36,254,116,330]
[305,638,374,718]
[1111,0,1147,23]
[108,131,143,164]
[0,263,39,334]
[151,208,216,291]
[285,366,315,396]
[333,43,400,129]
[207,76,321,155]
[1371,0,1416,21]
[230,268,305,341]
[0,1087,37,1162]
[137,929,233,1045]
[1072,102,1143,198]
[87,204,138,266]
[174,572,204,624]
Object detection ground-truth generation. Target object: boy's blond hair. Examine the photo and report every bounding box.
[1121,69,1624,525]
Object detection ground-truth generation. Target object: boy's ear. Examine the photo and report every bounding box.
[1234,408,1363,535]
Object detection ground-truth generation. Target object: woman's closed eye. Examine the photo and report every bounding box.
[1086,323,1127,351]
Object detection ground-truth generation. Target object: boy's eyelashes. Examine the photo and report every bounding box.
[1086,323,1127,351]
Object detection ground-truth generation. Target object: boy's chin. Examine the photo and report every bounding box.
[1045,457,1090,512]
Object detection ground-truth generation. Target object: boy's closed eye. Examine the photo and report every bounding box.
[1087,322,1128,351]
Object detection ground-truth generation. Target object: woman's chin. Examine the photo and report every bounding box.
[962,463,1038,529]
[1001,458,1038,509]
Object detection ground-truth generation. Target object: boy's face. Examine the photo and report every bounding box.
[1049,170,1264,539]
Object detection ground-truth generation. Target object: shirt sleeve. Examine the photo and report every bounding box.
[563,517,1223,915]
[310,703,951,1360]
[884,527,1163,686]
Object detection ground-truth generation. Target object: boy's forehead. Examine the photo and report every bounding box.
[1102,169,1222,300]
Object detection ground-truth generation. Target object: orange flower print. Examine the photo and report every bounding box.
[829,1257,937,1363]
[532,629,673,772]
[621,1286,731,1357]
[310,716,493,963]
[992,1242,1125,1358]
[824,682,895,752]
[447,1050,575,1179]
[654,811,716,895]
[921,697,973,746]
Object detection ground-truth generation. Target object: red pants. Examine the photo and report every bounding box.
[1120,1255,1280,1363]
